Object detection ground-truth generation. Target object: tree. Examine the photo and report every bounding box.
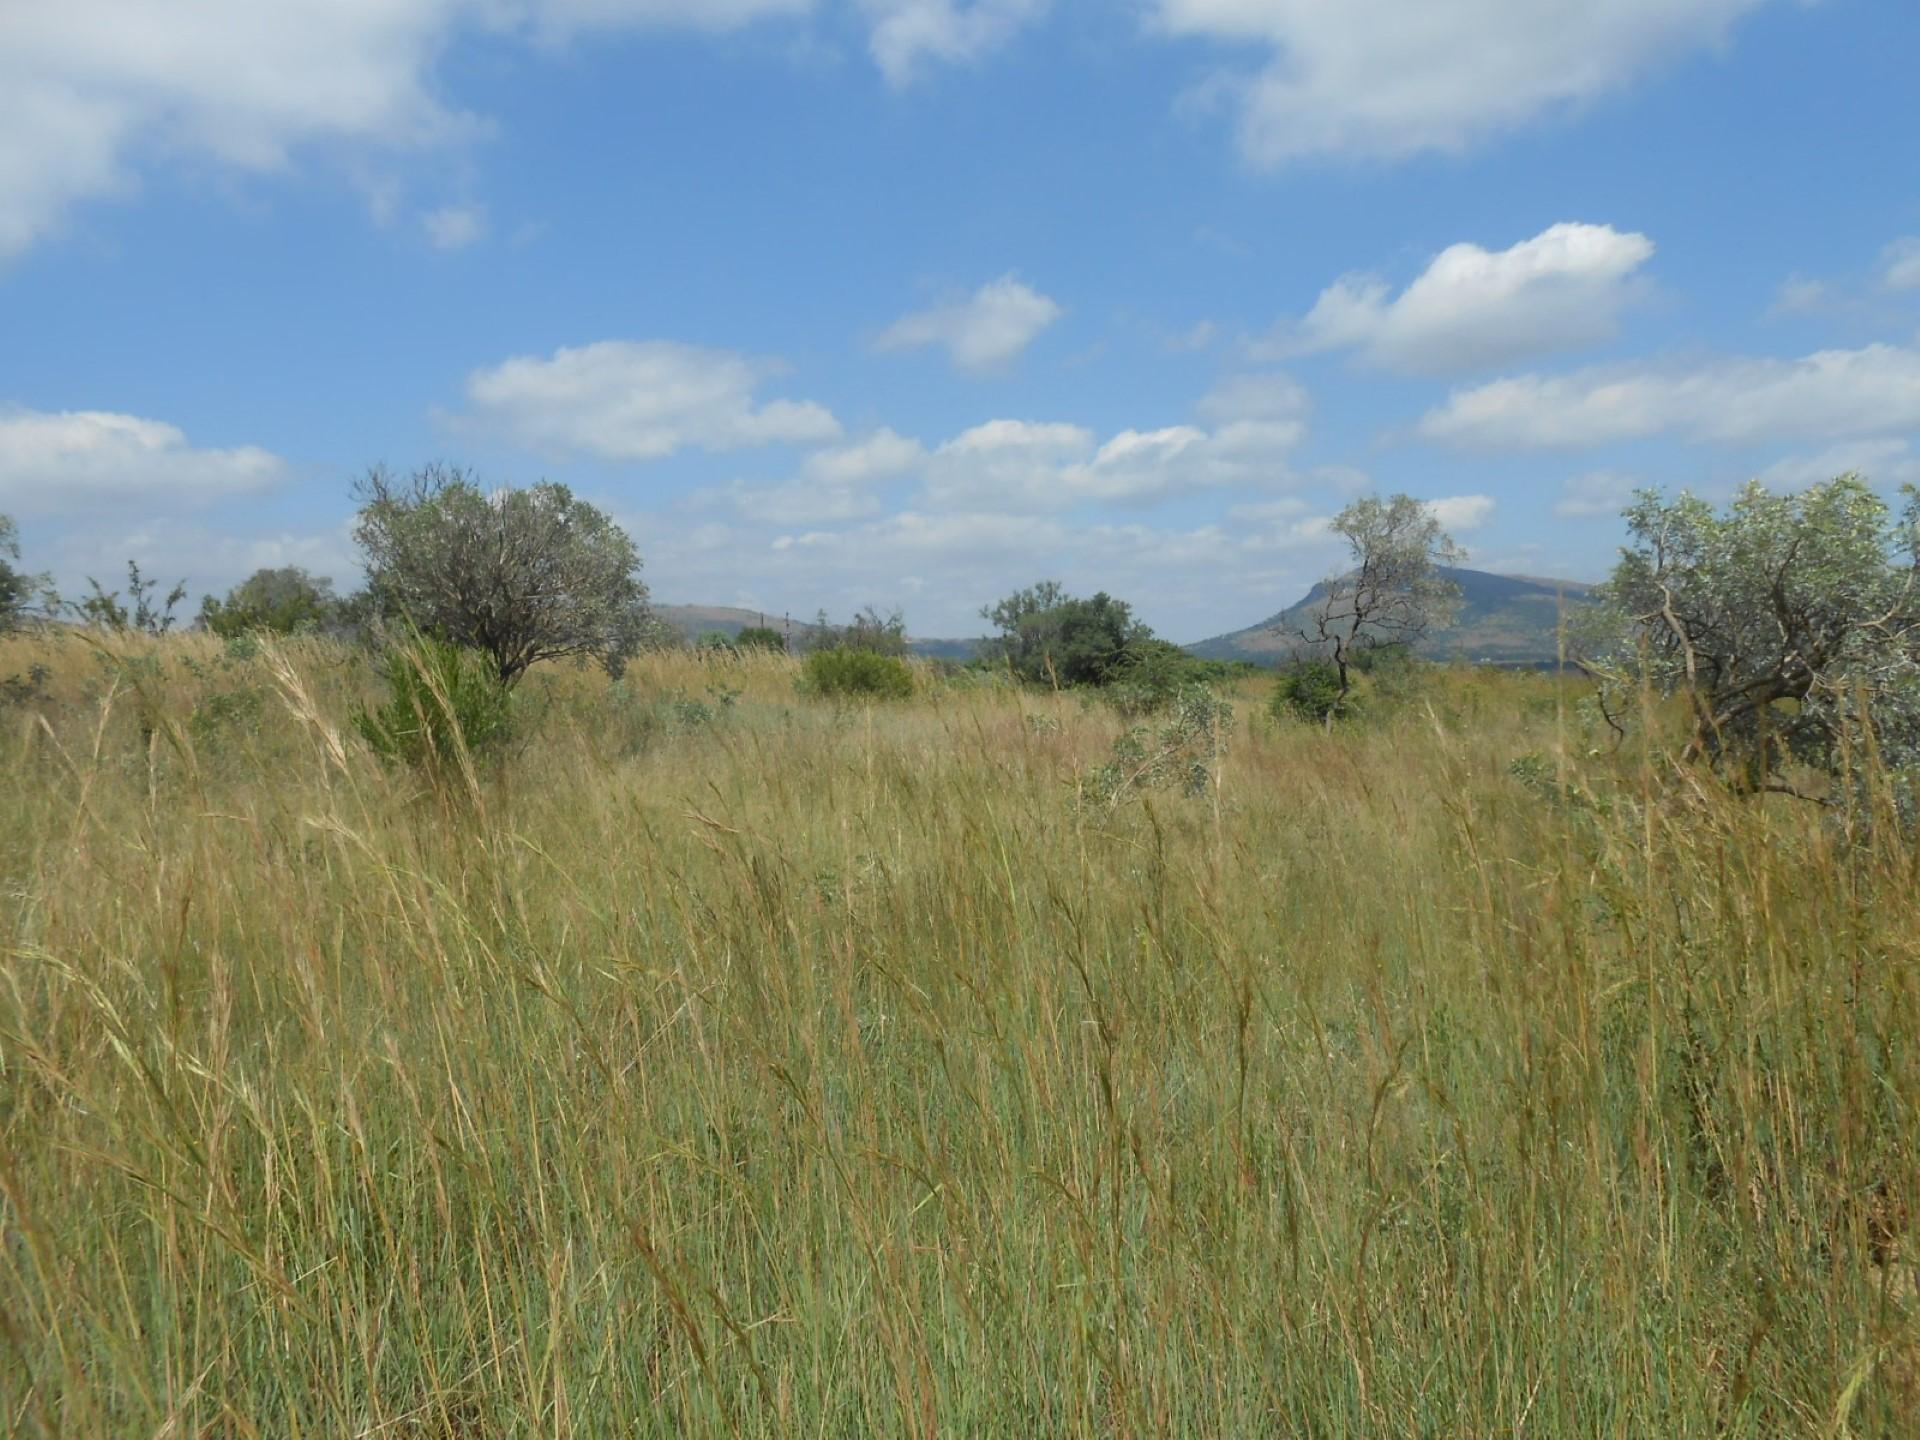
[200,567,339,637]
[982,582,1151,687]
[804,606,908,656]
[1585,475,1920,792]
[1294,495,1463,718]
[352,464,651,686]
[734,625,787,653]
[0,515,37,631]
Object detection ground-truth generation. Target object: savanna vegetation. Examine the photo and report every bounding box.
[1,474,1917,1435]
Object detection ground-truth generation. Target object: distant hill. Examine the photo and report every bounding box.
[654,603,985,660]
[654,605,818,645]
[1186,567,1597,668]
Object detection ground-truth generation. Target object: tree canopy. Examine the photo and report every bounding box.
[200,567,340,638]
[1585,474,1920,791]
[1293,494,1463,716]
[982,582,1152,688]
[353,464,651,685]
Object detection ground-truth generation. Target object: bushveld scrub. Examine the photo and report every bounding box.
[799,646,915,701]
[0,631,1916,1436]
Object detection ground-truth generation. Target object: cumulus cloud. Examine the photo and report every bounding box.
[857,0,1049,87]
[1554,470,1642,519]
[1151,0,1770,165]
[1275,223,1655,375]
[877,276,1063,376]
[421,203,486,250]
[0,408,287,516]
[0,0,815,262]
[711,428,928,525]
[1425,494,1495,533]
[1881,238,1920,293]
[1417,343,1920,451]
[921,403,1307,510]
[459,340,841,460]
[799,427,926,485]
[1752,438,1920,492]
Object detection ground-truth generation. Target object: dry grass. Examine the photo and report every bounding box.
[0,630,1916,1435]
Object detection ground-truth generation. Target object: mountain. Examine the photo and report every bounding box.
[1186,567,1597,668]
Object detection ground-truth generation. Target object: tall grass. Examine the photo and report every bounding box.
[0,633,1914,1435]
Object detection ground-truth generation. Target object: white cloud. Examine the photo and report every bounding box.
[421,203,486,250]
[1152,0,1769,165]
[0,408,287,516]
[858,0,1048,88]
[877,275,1063,375]
[1881,238,1920,293]
[1752,438,1920,492]
[707,428,928,525]
[799,427,926,484]
[0,0,814,262]
[1554,470,1642,519]
[921,405,1307,510]
[1276,223,1655,374]
[1425,494,1495,532]
[1418,343,1920,451]
[460,340,841,460]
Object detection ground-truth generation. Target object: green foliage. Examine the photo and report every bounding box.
[0,514,41,630]
[982,580,1153,687]
[800,646,914,701]
[1083,685,1233,808]
[73,560,187,635]
[352,635,514,775]
[805,605,908,656]
[353,463,651,685]
[734,625,787,652]
[1298,494,1463,708]
[200,567,338,637]
[1587,474,1920,792]
[1105,638,1236,715]
[695,630,737,653]
[1271,658,1347,724]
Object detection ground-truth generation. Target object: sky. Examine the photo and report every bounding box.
[2,0,1918,642]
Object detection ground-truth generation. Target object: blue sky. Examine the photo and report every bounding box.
[3,0,1918,640]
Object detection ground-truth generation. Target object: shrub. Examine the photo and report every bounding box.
[800,647,914,701]
[1271,659,1346,725]
[353,635,514,775]
[734,625,787,652]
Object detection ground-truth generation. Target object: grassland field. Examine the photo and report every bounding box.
[0,630,1916,1436]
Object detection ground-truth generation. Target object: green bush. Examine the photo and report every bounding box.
[353,636,514,774]
[734,625,788,652]
[800,647,914,701]
[1271,659,1346,725]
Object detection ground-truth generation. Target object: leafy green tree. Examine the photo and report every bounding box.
[352,464,651,686]
[1584,475,1920,791]
[982,582,1152,687]
[200,567,339,637]
[805,606,908,656]
[0,515,39,631]
[734,625,787,652]
[1294,495,1463,718]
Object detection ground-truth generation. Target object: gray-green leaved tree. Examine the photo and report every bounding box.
[1295,494,1464,716]
[353,464,652,685]
[1584,474,1920,792]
